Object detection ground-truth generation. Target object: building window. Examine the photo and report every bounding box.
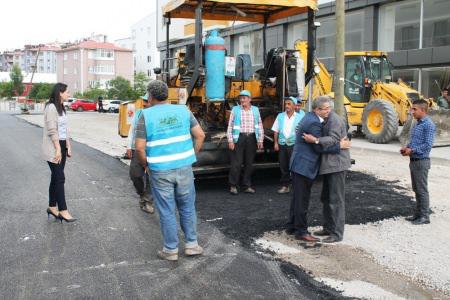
[147,55,151,63]
[88,64,115,74]
[233,30,263,65]
[422,67,450,99]
[63,67,67,74]
[147,41,151,49]
[64,53,67,61]
[74,81,78,89]
[379,0,420,51]
[147,70,150,76]
[96,49,114,59]
[392,68,420,91]
[287,21,307,48]
[74,67,77,74]
[73,52,78,60]
[147,26,151,34]
[423,0,450,47]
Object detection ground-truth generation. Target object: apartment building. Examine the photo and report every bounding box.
[159,0,450,100]
[56,40,133,94]
[0,51,14,72]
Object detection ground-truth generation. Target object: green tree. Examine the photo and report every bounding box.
[134,72,150,98]
[108,76,133,100]
[0,82,14,99]
[10,64,24,97]
[83,87,106,100]
[28,83,53,100]
[36,83,53,100]
[73,91,84,98]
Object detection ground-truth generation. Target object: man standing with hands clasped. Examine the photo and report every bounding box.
[227,90,264,195]
[400,99,435,225]
[272,97,305,194]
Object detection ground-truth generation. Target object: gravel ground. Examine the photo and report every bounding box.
[18,112,450,297]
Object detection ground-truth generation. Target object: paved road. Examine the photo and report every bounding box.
[0,113,344,300]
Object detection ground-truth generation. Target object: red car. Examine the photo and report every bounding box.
[70,99,97,112]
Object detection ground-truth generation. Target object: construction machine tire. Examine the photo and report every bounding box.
[362,100,399,144]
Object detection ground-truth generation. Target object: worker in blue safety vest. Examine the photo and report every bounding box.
[272,97,305,194]
[135,80,205,262]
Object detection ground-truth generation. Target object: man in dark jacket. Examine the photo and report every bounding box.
[303,100,352,243]
[287,96,348,242]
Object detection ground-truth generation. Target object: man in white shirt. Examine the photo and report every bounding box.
[272,97,305,194]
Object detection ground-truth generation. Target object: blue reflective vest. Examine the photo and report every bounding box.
[130,109,144,150]
[277,111,305,146]
[142,104,196,171]
[231,105,262,143]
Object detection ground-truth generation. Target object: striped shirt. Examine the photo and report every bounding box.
[227,107,264,144]
[407,116,435,159]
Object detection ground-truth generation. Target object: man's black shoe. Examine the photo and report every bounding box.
[412,216,430,225]
[285,228,296,235]
[405,215,419,222]
[321,236,342,243]
[313,229,331,236]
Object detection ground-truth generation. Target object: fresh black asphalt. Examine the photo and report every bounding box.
[0,113,358,300]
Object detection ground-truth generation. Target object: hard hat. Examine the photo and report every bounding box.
[285,96,298,105]
[239,90,251,98]
[142,93,149,101]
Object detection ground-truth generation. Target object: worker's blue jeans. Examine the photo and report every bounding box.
[150,165,198,253]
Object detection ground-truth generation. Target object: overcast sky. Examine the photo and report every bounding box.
[0,0,156,50]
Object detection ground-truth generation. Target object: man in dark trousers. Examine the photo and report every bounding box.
[227,90,264,195]
[303,99,352,243]
[98,96,103,113]
[400,99,436,225]
[287,96,345,242]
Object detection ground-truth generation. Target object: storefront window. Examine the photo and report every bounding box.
[392,68,420,91]
[423,0,450,47]
[233,30,263,65]
[422,67,450,100]
[316,11,364,58]
[287,21,307,49]
[379,0,420,51]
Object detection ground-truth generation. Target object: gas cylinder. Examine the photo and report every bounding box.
[205,30,225,101]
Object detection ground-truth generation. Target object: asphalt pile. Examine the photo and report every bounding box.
[195,170,413,247]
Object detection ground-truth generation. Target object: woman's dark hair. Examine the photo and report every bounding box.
[46,82,67,116]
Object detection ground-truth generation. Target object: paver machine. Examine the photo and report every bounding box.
[158,0,319,173]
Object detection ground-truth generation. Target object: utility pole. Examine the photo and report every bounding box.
[334,0,345,117]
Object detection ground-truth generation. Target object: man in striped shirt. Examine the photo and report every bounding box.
[400,99,436,225]
[227,90,264,195]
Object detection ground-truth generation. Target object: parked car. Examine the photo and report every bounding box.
[98,99,121,113]
[63,98,76,109]
[70,99,97,112]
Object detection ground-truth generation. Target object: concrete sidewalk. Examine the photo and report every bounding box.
[351,137,449,161]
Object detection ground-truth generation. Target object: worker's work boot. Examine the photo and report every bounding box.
[140,195,154,214]
[277,186,290,194]
[230,186,238,195]
[243,187,255,194]
[157,250,178,261]
[185,245,204,256]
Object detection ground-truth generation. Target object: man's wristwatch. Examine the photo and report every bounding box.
[314,138,319,144]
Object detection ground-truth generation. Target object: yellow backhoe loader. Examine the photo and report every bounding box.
[295,41,434,144]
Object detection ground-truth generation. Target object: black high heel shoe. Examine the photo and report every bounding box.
[47,208,59,220]
[57,214,77,223]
